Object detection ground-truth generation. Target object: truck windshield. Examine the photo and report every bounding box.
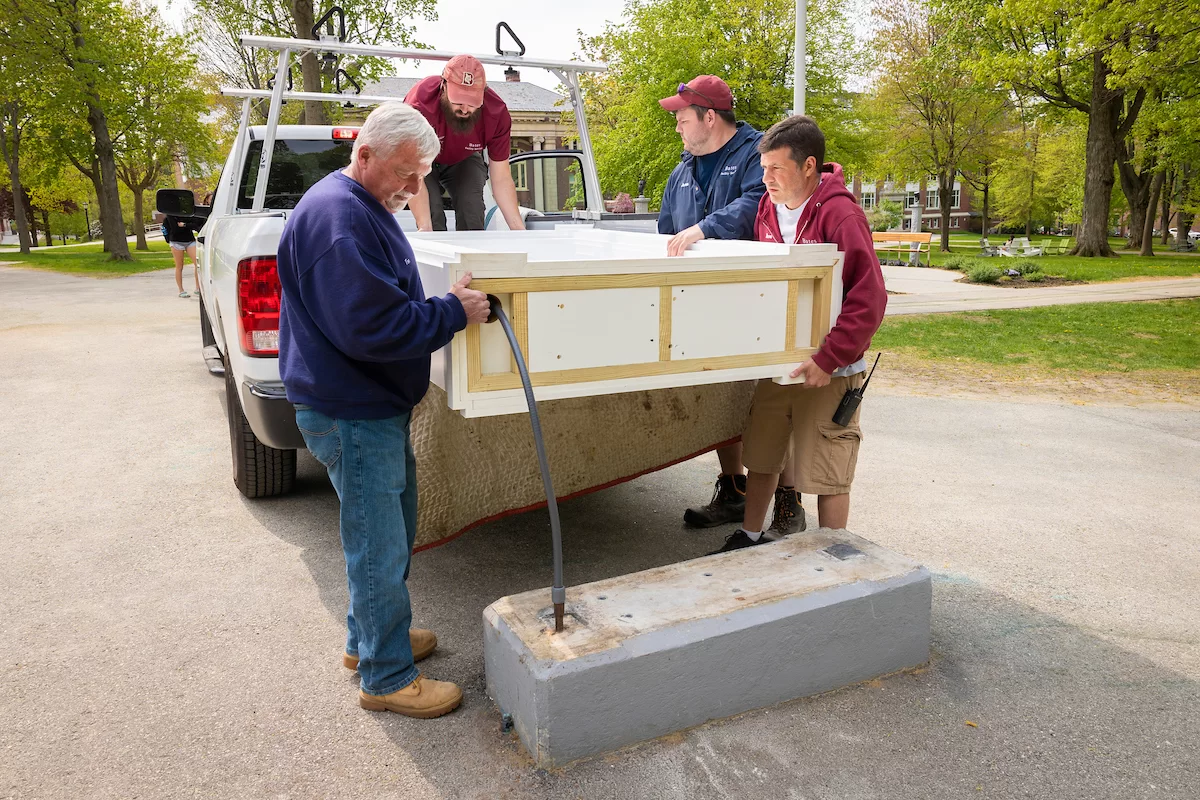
[237,139,354,210]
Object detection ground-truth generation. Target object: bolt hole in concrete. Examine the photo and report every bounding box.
[815,567,824,572]
[597,595,607,600]
[703,572,713,577]
[621,614,633,619]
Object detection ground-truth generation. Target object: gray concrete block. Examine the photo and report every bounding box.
[483,530,931,767]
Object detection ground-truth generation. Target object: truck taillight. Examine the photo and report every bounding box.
[237,256,281,356]
[332,127,358,140]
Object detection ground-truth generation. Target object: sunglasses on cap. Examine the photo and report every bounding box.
[676,82,721,108]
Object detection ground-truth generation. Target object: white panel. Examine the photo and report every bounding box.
[526,288,660,372]
[670,282,788,361]
[794,280,814,349]
[479,293,513,374]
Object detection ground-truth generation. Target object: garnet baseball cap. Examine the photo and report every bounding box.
[442,55,486,106]
[659,75,733,112]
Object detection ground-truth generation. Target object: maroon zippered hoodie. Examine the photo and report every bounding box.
[754,163,887,375]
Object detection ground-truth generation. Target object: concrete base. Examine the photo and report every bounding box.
[483,530,931,767]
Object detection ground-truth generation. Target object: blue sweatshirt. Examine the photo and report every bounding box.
[657,121,765,241]
[278,171,467,419]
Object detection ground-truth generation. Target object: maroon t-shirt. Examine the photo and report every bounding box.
[403,75,512,166]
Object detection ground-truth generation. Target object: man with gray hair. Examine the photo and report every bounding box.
[278,101,490,718]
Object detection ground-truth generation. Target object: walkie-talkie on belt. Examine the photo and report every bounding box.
[832,353,882,427]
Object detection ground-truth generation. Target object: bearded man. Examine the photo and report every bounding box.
[403,55,525,232]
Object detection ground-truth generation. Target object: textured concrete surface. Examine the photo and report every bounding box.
[882,265,1200,315]
[486,532,930,766]
[2,265,1198,799]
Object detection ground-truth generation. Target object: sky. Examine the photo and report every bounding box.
[154,0,630,91]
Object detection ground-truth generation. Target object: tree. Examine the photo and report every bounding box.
[192,0,436,125]
[578,0,867,204]
[0,17,43,253]
[7,0,140,260]
[959,0,1200,257]
[111,5,213,250]
[868,0,1007,251]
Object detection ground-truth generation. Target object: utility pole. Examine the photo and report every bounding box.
[793,0,807,115]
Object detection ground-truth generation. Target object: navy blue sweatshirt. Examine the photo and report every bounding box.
[278,171,467,418]
[656,122,765,240]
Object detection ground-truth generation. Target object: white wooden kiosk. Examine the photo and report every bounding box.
[412,228,843,418]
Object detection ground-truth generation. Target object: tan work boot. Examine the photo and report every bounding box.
[358,676,462,719]
[343,628,437,671]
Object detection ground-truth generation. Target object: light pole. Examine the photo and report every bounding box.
[82,202,91,242]
[793,0,807,115]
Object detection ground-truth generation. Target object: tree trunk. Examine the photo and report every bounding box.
[0,106,32,253]
[41,209,51,247]
[1073,53,1119,257]
[939,174,952,251]
[133,189,147,250]
[982,171,990,241]
[86,102,132,261]
[1160,171,1173,245]
[1118,138,1153,251]
[1140,171,1164,257]
[292,0,330,126]
[27,202,37,247]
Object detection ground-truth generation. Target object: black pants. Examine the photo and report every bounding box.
[424,153,487,231]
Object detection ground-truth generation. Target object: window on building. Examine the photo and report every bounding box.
[927,190,940,209]
[861,193,876,210]
[951,189,961,208]
[950,217,960,228]
[905,191,920,209]
[930,217,940,228]
[513,161,528,192]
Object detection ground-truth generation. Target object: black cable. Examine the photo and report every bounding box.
[488,296,566,632]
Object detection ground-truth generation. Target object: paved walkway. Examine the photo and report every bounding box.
[884,265,1200,315]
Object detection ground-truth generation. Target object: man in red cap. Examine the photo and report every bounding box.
[659,76,795,535]
[404,55,525,232]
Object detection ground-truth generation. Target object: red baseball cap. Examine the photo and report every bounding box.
[659,75,733,112]
[442,55,486,107]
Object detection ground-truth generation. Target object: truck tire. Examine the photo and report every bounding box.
[224,355,296,498]
[200,297,216,347]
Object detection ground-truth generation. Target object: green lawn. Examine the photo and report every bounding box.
[0,240,175,277]
[873,299,1200,372]
[922,234,1200,282]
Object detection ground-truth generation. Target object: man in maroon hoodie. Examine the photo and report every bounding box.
[710,115,887,553]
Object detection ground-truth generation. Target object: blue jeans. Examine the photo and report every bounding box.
[295,406,419,696]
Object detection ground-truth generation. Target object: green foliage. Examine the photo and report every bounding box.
[0,239,174,277]
[965,263,1003,283]
[1008,258,1042,276]
[873,299,1200,372]
[941,254,979,271]
[578,0,866,201]
[1023,271,1046,282]
[866,199,903,232]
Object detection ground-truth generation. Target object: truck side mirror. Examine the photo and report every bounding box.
[157,189,195,216]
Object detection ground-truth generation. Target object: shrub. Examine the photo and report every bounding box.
[942,255,978,271]
[1024,272,1046,282]
[1009,258,1043,276]
[966,263,1004,284]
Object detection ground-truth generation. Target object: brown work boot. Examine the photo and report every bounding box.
[343,628,438,671]
[768,487,806,536]
[358,676,462,719]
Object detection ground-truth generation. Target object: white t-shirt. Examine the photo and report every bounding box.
[774,195,865,378]
[774,196,810,243]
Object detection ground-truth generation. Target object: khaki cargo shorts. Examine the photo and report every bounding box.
[741,373,865,496]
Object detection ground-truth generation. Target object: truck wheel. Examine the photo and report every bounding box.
[224,356,296,498]
[200,297,216,347]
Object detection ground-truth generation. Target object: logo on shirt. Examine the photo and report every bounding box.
[720,165,738,176]
[680,182,691,188]
[462,71,475,86]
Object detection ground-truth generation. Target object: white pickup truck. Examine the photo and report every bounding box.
[161,35,657,499]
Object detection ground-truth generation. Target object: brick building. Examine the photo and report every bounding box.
[849,174,984,233]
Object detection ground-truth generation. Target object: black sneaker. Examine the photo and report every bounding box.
[768,487,806,536]
[707,528,783,555]
[684,474,747,528]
